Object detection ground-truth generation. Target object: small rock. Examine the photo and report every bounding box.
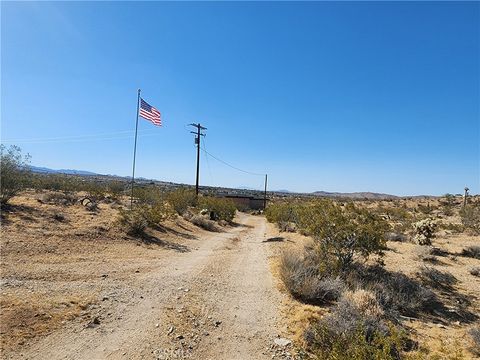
[102,296,109,301]
[168,326,174,334]
[214,320,222,327]
[176,335,184,340]
[155,323,159,328]
[86,317,101,328]
[274,338,291,347]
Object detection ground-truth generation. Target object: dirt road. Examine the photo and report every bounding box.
[12,213,290,360]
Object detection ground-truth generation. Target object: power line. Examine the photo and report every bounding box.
[202,137,215,187]
[1,130,158,144]
[200,146,265,177]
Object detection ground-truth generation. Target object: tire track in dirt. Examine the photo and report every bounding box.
[12,214,289,360]
[158,215,291,360]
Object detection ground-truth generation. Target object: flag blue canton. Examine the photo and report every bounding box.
[139,97,161,126]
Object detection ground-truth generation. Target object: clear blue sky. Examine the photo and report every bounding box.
[2,1,479,195]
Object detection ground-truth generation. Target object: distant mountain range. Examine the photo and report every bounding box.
[30,165,98,176]
[29,165,401,198]
[312,191,397,199]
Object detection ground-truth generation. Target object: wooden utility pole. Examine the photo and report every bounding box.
[464,186,469,208]
[189,123,207,196]
[263,174,268,210]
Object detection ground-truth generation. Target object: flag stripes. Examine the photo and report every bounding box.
[139,98,161,126]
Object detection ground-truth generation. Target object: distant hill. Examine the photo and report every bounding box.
[28,165,429,198]
[30,165,98,176]
[312,191,397,200]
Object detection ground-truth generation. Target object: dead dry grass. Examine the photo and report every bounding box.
[1,292,96,350]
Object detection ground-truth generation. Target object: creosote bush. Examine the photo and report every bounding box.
[142,202,175,226]
[166,188,197,215]
[265,201,299,228]
[441,194,456,216]
[199,197,236,222]
[459,205,480,235]
[118,208,147,236]
[0,145,31,205]
[267,200,389,271]
[107,180,126,199]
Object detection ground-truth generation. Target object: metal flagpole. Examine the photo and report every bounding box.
[131,89,141,209]
[263,174,268,210]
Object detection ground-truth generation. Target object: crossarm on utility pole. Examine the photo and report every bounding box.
[189,123,207,196]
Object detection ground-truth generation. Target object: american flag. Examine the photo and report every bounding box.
[139,98,162,126]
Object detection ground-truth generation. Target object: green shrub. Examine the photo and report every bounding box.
[132,186,165,206]
[439,221,464,234]
[167,188,197,215]
[142,202,175,226]
[418,203,433,215]
[107,180,126,199]
[199,197,236,222]
[84,181,107,202]
[266,200,389,271]
[118,208,147,236]
[265,201,299,226]
[0,145,31,205]
[28,173,84,194]
[459,205,480,235]
[310,202,389,271]
[441,194,456,216]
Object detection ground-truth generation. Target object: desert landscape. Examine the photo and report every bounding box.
[2,2,479,359]
[1,166,479,359]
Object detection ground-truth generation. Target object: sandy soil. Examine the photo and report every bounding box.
[264,220,480,359]
[2,193,479,359]
[1,194,291,359]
